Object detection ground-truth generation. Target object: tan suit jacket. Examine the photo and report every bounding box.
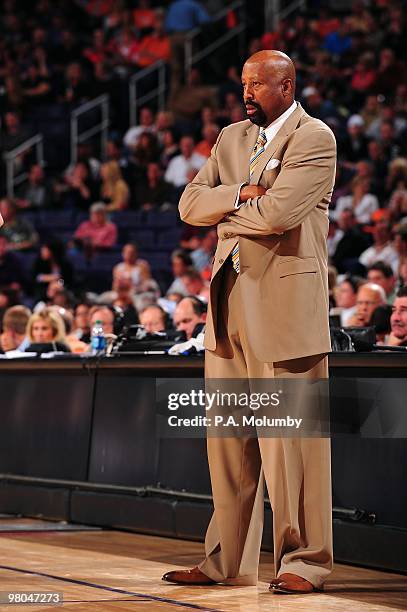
[179,103,336,362]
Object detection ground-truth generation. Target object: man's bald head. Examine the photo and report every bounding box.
[245,50,296,84]
[242,50,296,127]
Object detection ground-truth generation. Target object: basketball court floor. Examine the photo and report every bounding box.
[0,518,406,611]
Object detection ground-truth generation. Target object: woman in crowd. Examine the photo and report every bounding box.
[32,239,74,302]
[334,176,379,224]
[25,308,71,352]
[100,160,130,211]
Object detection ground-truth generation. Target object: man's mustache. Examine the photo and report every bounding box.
[245,102,262,110]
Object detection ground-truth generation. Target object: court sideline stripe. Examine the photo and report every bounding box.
[0,564,221,612]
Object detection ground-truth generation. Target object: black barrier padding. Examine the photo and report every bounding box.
[333,520,407,573]
[156,439,211,493]
[0,483,69,520]
[0,372,94,480]
[71,491,175,536]
[88,377,157,486]
[332,439,407,529]
[174,501,213,541]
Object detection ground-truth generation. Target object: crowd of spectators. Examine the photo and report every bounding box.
[0,0,407,353]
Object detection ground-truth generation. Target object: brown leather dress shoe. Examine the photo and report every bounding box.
[269,573,316,594]
[162,566,216,585]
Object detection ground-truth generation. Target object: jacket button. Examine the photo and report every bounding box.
[224,232,232,239]
[219,258,224,264]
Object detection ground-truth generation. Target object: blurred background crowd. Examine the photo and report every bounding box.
[0,0,406,354]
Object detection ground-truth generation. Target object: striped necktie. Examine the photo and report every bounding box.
[231,129,267,273]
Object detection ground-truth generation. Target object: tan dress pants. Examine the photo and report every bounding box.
[198,263,333,589]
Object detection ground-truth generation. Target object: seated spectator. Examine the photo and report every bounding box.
[165,135,205,194]
[369,304,392,344]
[0,305,31,352]
[72,302,91,343]
[32,239,74,302]
[359,215,399,274]
[134,9,170,68]
[100,160,130,211]
[25,308,71,353]
[74,202,118,254]
[156,110,175,143]
[48,306,89,354]
[113,243,159,297]
[0,198,38,250]
[347,282,386,327]
[131,132,160,168]
[22,62,51,107]
[167,249,193,295]
[331,275,361,327]
[60,161,99,211]
[123,107,156,151]
[367,261,397,304]
[58,62,90,105]
[301,86,339,123]
[331,209,370,274]
[195,123,220,158]
[65,142,101,181]
[334,176,379,225]
[109,272,139,327]
[338,115,369,164]
[375,48,402,99]
[379,120,403,162]
[173,296,206,340]
[0,111,32,153]
[360,94,381,131]
[160,128,180,169]
[54,30,82,70]
[0,235,26,293]
[367,139,388,183]
[191,229,217,273]
[135,162,172,210]
[110,26,141,68]
[324,19,351,56]
[181,269,209,301]
[16,164,53,210]
[34,279,75,312]
[139,304,167,333]
[133,0,156,34]
[394,227,407,265]
[89,305,116,339]
[83,29,111,66]
[350,52,376,103]
[388,287,407,346]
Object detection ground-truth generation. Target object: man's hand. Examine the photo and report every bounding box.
[239,185,267,203]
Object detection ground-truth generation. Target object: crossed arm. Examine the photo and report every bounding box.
[179,126,336,236]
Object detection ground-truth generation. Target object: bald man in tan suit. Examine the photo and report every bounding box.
[163,50,336,594]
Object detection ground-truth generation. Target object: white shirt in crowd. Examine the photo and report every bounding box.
[123,125,156,148]
[333,193,379,224]
[165,152,206,188]
[359,243,399,274]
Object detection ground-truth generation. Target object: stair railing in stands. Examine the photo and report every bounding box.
[265,0,306,31]
[4,134,44,198]
[184,0,246,80]
[129,60,166,127]
[70,94,110,165]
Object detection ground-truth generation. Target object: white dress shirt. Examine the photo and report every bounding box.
[235,100,298,208]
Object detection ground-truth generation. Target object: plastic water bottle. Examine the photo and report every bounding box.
[91,319,106,355]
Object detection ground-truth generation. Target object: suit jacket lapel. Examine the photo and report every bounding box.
[250,103,305,185]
